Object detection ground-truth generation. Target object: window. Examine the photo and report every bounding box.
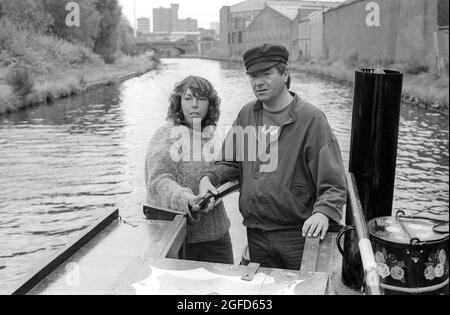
[238,31,242,43]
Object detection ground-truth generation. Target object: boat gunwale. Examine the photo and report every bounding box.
[9,208,120,295]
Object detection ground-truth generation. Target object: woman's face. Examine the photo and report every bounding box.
[181,88,210,128]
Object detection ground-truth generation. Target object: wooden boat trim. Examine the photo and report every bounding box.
[10,208,120,295]
[159,215,187,259]
[300,237,321,273]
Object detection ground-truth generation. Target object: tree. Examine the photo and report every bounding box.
[0,0,53,33]
[43,0,101,49]
[93,0,122,63]
[118,16,136,56]
[0,1,4,19]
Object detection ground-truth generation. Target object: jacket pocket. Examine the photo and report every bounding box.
[289,183,313,207]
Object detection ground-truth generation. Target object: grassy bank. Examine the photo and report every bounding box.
[0,15,159,115]
[0,53,158,115]
[290,59,449,115]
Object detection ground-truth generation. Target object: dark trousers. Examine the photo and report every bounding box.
[186,232,234,265]
[247,228,306,270]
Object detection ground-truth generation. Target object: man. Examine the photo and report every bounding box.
[195,43,347,270]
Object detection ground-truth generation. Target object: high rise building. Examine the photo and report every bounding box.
[171,3,179,30]
[210,22,220,36]
[137,17,151,34]
[153,3,198,33]
[175,18,198,32]
[153,7,173,32]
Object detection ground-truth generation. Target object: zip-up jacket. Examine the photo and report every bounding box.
[204,93,347,231]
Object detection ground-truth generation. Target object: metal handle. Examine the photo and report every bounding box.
[195,181,241,210]
[395,211,423,245]
[195,192,214,209]
[433,222,450,234]
[336,226,356,263]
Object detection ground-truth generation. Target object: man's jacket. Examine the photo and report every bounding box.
[204,94,347,231]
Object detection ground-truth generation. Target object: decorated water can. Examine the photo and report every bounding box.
[368,211,449,295]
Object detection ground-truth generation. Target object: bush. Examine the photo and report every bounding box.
[101,52,117,64]
[6,64,34,98]
[403,63,429,75]
[345,51,360,67]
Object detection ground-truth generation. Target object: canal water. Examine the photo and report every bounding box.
[0,58,448,293]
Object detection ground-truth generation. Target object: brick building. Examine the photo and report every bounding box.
[323,0,445,70]
[297,10,327,60]
[437,0,449,71]
[244,5,299,58]
[220,0,339,59]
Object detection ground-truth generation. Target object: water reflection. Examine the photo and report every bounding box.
[0,58,448,293]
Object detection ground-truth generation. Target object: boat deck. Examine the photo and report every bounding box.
[10,207,356,295]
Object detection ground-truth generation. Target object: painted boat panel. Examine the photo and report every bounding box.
[113,257,330,295]
[26,217,186,295]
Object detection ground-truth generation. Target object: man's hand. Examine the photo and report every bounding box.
[302,213,330,240]
[198,176,220,213]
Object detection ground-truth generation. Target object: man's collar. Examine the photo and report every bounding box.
[254,92,299,112]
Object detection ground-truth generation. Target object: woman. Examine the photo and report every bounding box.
[145,76,233,265]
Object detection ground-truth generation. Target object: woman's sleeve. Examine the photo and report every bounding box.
[145,129,200,222]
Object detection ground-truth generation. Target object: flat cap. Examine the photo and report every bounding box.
[243,43,289,74]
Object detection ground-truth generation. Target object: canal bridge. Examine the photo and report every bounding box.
[136,39,197,56]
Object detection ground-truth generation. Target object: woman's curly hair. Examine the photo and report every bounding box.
[167,76,221,128]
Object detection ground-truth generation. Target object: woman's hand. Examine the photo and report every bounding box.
[188,195,205,213]
[188,194,223,214]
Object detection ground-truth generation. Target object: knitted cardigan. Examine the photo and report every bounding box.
[145,123,231,244]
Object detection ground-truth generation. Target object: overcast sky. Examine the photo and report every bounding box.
[119,0,345,30]
[120,0,239,29]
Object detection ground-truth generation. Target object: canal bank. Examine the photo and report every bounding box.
[182,55,449,117]
[289,60,449,117]
[0,53,160,116]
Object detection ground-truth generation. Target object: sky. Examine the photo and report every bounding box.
[119,0,346,30]
[119,0,239,30]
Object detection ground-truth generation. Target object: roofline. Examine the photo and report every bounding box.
[324,0,365,14]
[229,0,266,13]
[246,4,294,30]
[297,8,326,23]
[267,5,302,21]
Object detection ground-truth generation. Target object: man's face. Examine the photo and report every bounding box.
[249,67,287,104]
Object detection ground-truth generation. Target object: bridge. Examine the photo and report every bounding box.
[136,39,197,56]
